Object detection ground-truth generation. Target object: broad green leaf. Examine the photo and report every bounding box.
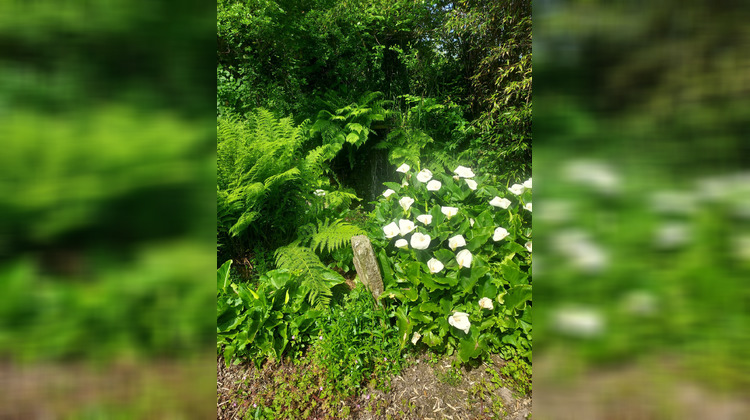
[395,306,413,349]
[458,332,484,362]
[422,330,442,347]
[504,285,532,311]
[217,260,233,294]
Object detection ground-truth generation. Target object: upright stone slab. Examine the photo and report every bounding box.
[351,235,384,300]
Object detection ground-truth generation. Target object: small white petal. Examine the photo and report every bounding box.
[456,249,473,268]
[448,312,471,334]
[399,196,415,212]
[489,196,511,209]
[479,297,494,310]
[448,235,467,251]
[382,189,396,198]
[416,214,432,225]
[493,227,509,241]
[416,169,433,183]
[410,233,431,250]
[396,163,410,173]
[508,184,525,195]
[465,179,478,190]
[427,258,444,274]
[395,239,409,249]
[454,166,475,178]
[426,180,442,191]
[441,206,459,219]
[383,222,400,239]
[398,219,416,236]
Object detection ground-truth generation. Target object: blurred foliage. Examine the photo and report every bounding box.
[0,0,215,367]
[0,243,214,362]
[534,0,750,393]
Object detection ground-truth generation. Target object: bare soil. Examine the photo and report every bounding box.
[217,352,531,420]
[0,355,215,419]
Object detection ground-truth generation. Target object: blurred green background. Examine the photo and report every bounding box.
[534,0,750,417]
[0,1,215,418]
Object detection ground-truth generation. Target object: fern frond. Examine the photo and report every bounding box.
[274,244,327,276]
[299,218,366,255]
[274,245,335,308]
[229,210,260,237]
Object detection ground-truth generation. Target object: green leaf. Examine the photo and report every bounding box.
[395,307,413,349]
[458,331,484,362]
[422,330,442,347]
[500,256,527,287]
[377,249,395,287]
[467,230,493,252]
[217,260,233,294]
[504,285,532,311]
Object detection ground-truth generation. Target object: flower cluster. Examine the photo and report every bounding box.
[372,163,532,360]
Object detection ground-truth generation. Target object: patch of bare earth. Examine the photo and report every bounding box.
[533,352,750,420]
[0,355,214,419]
[217,353,531,420]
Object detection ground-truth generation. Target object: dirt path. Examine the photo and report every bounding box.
[218,353,531,420]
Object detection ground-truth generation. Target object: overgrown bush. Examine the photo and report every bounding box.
[369,163,532,362]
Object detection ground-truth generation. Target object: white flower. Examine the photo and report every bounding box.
[395,239,409,249]
[410,232,431,250]
[524,203,532,212]
[399,196,415,212]
[441,206,459,219]
[383,189,396,198]
[383,222,400,239]
[448,312,471,334]
[417,169,433,182]
[553,230,608,273]
[493,227,509,241]
[465,179,478,190]
[402,180,409,187]
[411,331,422,345]
[563,160,620,195]
[525,241,532,253]
[553,307,604,338]
[448,234,467,251]
[479,297,494,310]
[426,180,442,191]
[416,214,432,225]
[454,166,475,178]
[508,184,525,195]
[427,258,444,274]
[396,163,410,173]
[398,219,416,236]
[314,189,326,196]
[523,178,532,189]
[489,196,511,209]
[654,222,691,249]
[470,218,475,227]
[456,249,473,268]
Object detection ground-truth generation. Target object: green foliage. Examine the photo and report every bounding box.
[312,284,404,395]
[217,264,336,367]
[298,218,366,255]
[1,107,210,249]
[273,245,347,309]
[217,109,309,250]
[369,164,532,363]
[447,0,532,181]
[0,243,214,362]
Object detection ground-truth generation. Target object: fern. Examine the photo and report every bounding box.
[274,244,338,308]
[298,218,365,255]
